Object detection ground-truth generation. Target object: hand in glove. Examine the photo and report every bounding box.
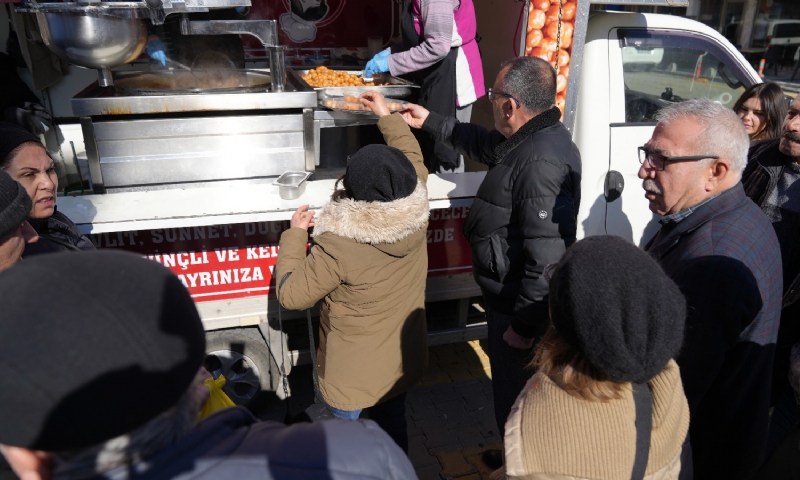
[4,102,51,135]
[146,38,167,66]
[363,49,391,79]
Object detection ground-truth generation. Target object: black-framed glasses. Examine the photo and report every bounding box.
[487,88,521,108]
[637,147,719,171]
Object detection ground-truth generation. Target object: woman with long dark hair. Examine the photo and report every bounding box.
[733,82,787,141]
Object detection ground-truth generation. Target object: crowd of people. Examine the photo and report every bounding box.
[0,57,798,480]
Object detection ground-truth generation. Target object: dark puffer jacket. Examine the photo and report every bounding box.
[23,208,94,256]
[422,107,581,338]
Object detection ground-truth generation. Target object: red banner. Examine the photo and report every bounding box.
[90,207,473,302]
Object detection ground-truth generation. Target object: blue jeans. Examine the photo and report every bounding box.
[486,307,537,438]
[329,392,408,452]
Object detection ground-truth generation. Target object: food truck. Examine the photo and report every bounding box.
[6,0,761,406]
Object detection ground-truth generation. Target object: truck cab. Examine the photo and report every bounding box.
[574,11,760,246]
[3,3,760,408]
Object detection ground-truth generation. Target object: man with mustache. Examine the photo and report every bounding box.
[743,96,800,461]
[640,98,782,480]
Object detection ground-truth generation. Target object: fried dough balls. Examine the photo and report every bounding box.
[302,66,375,87]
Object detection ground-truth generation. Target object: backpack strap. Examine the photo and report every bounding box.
[630,382,653,480]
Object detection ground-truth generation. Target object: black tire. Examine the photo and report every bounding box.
[204,328,277,413]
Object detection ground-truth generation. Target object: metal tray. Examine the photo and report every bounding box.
[294,68,418,100]
[113,70,271,96]
[71,69,318,116]
[320,96,408,115]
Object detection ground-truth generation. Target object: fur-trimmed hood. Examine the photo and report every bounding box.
[312,179,429,252]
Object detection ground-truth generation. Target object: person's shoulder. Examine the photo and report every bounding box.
[709,190,776,242]
[243,419,416,479]
[47,209,81,233]
[748,137,786,166]
[521,125,580,165]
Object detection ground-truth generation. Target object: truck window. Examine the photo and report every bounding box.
[618,29,750,123]
[773,22,800,40]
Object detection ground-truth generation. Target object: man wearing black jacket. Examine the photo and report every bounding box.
[399,56,582,439]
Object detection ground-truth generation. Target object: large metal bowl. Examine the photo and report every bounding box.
[36,12,147,69]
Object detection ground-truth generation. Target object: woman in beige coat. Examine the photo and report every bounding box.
[501,235,690,480]
[276,92,428,452]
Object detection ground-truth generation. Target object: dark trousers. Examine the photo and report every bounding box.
[486,307,536,438]
[765,380,800,459]
[368,393,409,453]
[329,392,409,453]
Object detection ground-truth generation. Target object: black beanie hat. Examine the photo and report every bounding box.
[548,235,686,384]
[0,251,206,451]
[0,169,32,238]
[344,144,417,202]
[0,121,42,166]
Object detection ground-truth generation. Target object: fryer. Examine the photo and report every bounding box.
[74,68,317,193]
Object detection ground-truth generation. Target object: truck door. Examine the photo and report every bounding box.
[606,28,755,246]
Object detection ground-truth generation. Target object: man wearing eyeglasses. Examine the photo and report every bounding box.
[399,56,581,449]
[640,98,781,480]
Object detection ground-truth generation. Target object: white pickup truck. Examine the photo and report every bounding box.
[29,1,760,407]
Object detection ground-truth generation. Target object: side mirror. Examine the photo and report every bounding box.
[605,171,624,202]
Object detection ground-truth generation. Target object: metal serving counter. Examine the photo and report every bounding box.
[72,64,423,193]
[75,68,318,193]
[72,69,316,116]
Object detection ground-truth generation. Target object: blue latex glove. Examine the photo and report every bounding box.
[146,38,167,66]
[364,50,390,79]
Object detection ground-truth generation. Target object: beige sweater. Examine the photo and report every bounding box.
[504,360,689,480]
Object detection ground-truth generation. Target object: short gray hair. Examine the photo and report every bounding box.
[655,98,749,179]
[500,56,556,115]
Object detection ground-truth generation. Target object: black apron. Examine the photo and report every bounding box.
[400,0,460,172]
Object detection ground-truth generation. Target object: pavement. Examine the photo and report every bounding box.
[406,340,502,480]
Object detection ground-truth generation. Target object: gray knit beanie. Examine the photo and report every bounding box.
[548,235,686,383]
[0,169,31,238]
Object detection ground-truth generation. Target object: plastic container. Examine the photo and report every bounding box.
[274,171,311,200]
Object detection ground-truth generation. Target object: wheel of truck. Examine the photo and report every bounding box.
[203,328,276,412]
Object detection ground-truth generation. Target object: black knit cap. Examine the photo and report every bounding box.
[0,121,42,166]
[0,169,32,238]
[344,144,417,202]
[548,235,686,384]
[0,251,206,451]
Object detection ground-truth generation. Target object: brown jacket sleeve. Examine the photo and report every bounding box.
[275,227,341,311]
[377,114,428,185]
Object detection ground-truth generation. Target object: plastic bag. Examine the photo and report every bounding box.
[197,374,236,421]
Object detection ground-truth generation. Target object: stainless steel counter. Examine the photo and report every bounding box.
[72,68,316,116]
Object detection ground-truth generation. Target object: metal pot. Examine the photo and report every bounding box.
[36,12,147,69]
